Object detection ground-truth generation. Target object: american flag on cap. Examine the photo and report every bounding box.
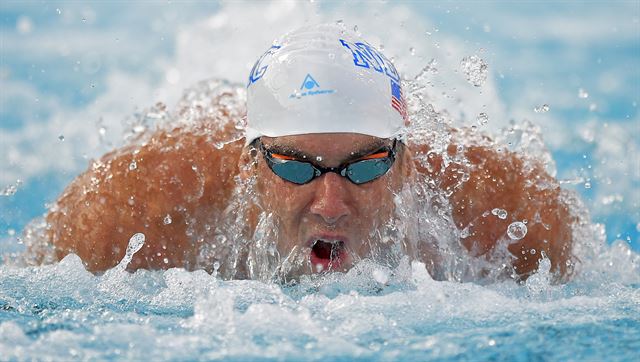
[390,79,408,122]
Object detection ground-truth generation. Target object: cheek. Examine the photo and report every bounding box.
[256,167,311,222]
[353,182,396,225]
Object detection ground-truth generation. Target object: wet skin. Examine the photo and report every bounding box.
[252,134,411,274]
[43,120,575,280]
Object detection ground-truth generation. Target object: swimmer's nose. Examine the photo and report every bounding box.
[309,172,351,225]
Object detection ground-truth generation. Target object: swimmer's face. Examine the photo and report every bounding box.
[248,133,410,275]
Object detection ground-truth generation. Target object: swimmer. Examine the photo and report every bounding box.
[41,24,575,281]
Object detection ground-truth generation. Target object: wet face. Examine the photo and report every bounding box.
[248,133,409,274]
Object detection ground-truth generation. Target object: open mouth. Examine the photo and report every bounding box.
[309,239,347,272]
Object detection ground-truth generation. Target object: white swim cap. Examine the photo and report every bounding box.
[245,23,407,145]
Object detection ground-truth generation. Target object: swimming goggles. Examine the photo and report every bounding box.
[255,139,398,185]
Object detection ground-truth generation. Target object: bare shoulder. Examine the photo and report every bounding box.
[46,124,244,272]
[411,134,575,281]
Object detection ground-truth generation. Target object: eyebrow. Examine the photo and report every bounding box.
[265,140,389,164]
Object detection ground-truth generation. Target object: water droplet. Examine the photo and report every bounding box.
[56,8,61,15]
[409,47,416,55]
[1,180,22,196]
[328,53,335,59]
[578,88,589,98]
[476,112,489,126]
[82,18,87,23]
[584,181,591,189]
[7,229,16,236]
[460,226,470,238]
[58,135,65,141]
[491,208,508,219]
[460,55,488,87]
[534,104,550,113]
[163,258,169,264]
[353,25,358,32]
[163,214,172,225]
[415,59,439,80]
[316,156,323,162]
[129,160,137,170]
[117,233,145,269]
[507,221,528,240]
[589,103,597,112]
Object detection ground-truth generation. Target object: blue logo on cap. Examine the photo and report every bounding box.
[290,73,335,99]
[300,74,320,90]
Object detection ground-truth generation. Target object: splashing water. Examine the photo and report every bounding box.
[98,233,146,295]
[460,55,488,87]
[578,88,589,99]
[1,180,22,197]
[1,67,639,360]
[476,112,489,126]
[534,104,550,113]
[1,249,638,360]
[117,233,145,270]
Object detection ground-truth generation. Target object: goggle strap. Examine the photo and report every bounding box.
[359,151,390,160]
[271,153,296,161]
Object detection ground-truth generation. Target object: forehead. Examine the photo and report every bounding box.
[261,133,386,156]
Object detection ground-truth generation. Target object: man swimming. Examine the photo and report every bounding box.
[41,24,575,281]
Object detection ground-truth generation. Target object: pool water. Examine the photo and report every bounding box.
[1,1,639,360]
[1,246,638,361]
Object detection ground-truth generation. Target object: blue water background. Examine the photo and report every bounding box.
[0,3,639,361]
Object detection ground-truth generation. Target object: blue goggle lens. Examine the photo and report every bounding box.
[344,158,393,184]
[270,160,316,185]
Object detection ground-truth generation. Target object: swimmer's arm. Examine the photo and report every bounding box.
[413,142,575,281]
[45,129,242,272]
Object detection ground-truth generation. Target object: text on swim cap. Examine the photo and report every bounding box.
[248,45,281,87]
[339,39,400,83]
